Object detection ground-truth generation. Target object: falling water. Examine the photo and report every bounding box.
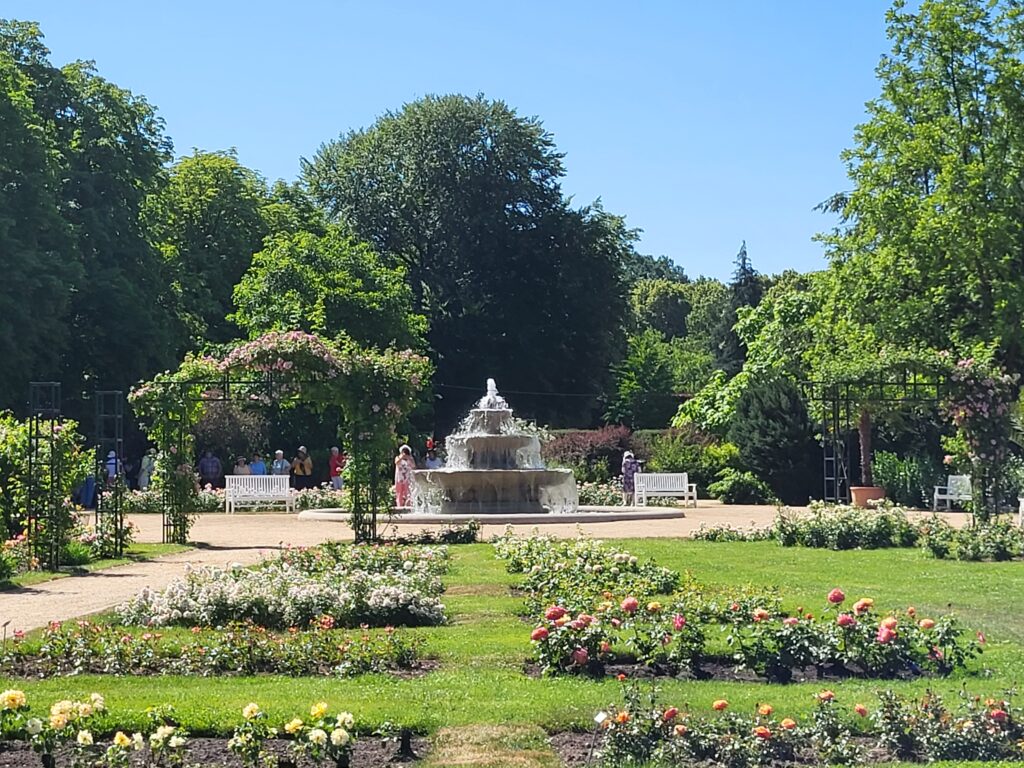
[412,380,578,514]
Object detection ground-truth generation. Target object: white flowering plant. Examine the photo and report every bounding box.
[117,545,448,629]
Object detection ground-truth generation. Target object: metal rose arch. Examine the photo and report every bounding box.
[130,331,432,543]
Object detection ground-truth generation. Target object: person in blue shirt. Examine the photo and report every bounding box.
[250,452,267,475]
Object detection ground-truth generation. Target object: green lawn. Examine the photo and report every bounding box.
[3,540,1023,764]
[0,543,191,589]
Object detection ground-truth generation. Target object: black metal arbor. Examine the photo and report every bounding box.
[146,370,394,544]
[803,371,944,503]
[26,382,63,570]
[148,372,306,543]
[94,390,126,556]
[25,384,132,567]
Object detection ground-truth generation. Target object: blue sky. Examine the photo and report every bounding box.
[7,2,892,280]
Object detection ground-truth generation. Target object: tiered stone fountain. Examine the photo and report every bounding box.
[412,380,578,515]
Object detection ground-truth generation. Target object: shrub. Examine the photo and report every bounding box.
[647,429,739,491]
[542,426,632,482]
[294,485,347,510]
[578,480,623,506]
[61,539,94,566]
[117,544,449,628]
[773,503,919,550]
[0,546,16,580]
[708,469,776,504]
[4,618,421,677]
[692,524,772,543]
[122,490,163,515]
[873,451,944,508]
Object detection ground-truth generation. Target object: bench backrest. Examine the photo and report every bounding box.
[947,475,972,496]
[635,472,689,491]
[225,475,291,495]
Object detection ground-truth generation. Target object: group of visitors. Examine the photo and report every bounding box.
[393,443,443,508]
[100,448,158,491]
[198,445,348,490]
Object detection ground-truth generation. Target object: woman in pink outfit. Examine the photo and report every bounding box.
[394,444,416,507]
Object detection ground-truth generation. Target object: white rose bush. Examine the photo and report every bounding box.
[116,543,448,629]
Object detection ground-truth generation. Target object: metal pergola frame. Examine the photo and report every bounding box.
[802,371,944,503]
[94,390,126,556]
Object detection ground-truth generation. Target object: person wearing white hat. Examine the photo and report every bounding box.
[621,450,641,506]
[291,445,313,490]
[271,450,290,476]
[393,444,416,508]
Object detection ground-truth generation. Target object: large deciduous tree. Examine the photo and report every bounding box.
[0,24,77,407]
[822,0,1024,368]
[231,225,425,350]
[0,20,180,409]
[302,94,631,426]
[146,150,270,346]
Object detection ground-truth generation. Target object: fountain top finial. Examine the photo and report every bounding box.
[477,378,508,410]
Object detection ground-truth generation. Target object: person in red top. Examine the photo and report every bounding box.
[329,446,347,490]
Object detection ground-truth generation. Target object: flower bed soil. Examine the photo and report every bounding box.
[0,659,440,681]
[0,735,428,767]
[548,732,892,767]
[525,658,923,684]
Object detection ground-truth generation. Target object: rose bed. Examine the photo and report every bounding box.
[0,736,428,768]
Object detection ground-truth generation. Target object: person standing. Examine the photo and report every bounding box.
[621,450,641,506]
[394,444,416,507]
[291,445,313,490]
[199,451,223,489]
[137,448,156,491]
[328,446,347,490]
[271,450,290,476]
[233,456,251,475]
[249,452,267,475]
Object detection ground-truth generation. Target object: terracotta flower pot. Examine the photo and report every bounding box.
[850,486,886,507]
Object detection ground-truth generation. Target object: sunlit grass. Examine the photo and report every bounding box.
[3,539,1023,764]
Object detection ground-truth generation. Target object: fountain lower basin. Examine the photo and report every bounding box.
[412,467,577,515]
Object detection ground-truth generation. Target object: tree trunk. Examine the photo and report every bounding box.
[858,409,873,487]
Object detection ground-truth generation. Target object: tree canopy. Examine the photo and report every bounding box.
[146,150,270,345]
[301,93,632,426]
[231,225,426,350]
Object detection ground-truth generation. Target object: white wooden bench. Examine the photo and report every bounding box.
[224,475,294,514]
[635,472,697,507]
[933,474,971,511]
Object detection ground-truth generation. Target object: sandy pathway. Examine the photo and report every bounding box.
[0,504,969,633]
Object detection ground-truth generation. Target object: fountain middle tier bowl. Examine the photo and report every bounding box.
[445,434,541,470]
[412,467,578,515]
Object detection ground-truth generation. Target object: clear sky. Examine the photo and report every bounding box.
[7,2,893,280]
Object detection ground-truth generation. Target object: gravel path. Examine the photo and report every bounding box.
[0,504,968,633]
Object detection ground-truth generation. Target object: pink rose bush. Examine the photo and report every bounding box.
[501,533,981,682]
